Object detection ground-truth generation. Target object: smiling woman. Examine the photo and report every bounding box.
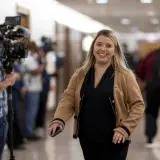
[48,29,145,160]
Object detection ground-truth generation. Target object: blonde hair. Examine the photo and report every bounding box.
[81,30,130,74]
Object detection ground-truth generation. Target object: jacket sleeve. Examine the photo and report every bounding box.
[50,69,80,126]
[114,71,145,138]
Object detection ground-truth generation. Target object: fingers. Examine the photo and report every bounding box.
[113,132,125,144]
[122,136,125,143]
[59,124,63,130]
[7,79,15,86]
[48,124,57,135]
[48,123,63,136]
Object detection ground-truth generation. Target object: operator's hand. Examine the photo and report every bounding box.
[48,122,63,137]
[5,72,17,86]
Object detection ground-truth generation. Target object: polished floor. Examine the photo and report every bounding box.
[3,117,160,160]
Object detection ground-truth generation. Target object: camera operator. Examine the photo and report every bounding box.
[0,67,17,159]
[0,16,30,159]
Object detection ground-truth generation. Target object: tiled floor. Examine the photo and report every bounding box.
[3,117,160,160]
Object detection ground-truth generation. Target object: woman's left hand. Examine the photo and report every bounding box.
[112,131,126,144]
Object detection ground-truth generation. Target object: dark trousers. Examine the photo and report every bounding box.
[7,90,24,149]
[79,138,130,160]
[36,92,48,128]
[0,116,8,160]
[145,87,160,142]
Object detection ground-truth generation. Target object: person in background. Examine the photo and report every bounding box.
[48,30,145,160]
[122,43,135,71]
[136,48,160,148]
[21,41,45,141]
[35,48,50,137]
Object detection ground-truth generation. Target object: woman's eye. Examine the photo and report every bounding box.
[96,43,102,46]
[106,44,112,48]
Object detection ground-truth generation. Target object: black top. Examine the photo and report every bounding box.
[78,65,116,143]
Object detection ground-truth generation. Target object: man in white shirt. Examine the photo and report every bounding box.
[21,42,45,140]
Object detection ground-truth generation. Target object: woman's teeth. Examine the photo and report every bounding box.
[98,53,106,57]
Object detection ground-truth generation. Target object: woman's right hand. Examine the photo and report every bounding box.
[48,122,64,137]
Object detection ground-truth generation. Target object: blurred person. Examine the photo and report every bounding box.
[35,47,58,136]
[48,30,145,160]
[35,48,50,136]
[21,41,45,141]
[122,43,135,70]
[136,48,160,148]
[0,64,17,159]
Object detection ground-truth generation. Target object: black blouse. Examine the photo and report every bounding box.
[78,65,116,143]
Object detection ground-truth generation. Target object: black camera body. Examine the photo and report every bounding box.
[0,16,30,73]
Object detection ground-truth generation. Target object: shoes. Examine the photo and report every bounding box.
[35,127,46,138]
[26,135,41,141]
[14,144,26,150]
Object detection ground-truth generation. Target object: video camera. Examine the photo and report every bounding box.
[0,16,30,73]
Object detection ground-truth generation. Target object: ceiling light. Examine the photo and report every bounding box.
[96,0,108,4]
[120,18,130,25]
[151,18,159,24]
[140,0,152,3]
[147,11,155,16]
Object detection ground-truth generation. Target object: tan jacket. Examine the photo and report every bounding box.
[52,67,145,140]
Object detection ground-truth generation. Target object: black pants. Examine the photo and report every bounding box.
[145,87,160,142]
[79,138,130,160]
[36,92,48,128]
[7,90,24,149]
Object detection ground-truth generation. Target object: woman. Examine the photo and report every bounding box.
[48,30,145,160]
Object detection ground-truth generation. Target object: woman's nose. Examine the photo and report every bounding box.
[100,45,106,51]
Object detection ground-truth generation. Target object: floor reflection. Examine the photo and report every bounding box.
[3,117,160,160]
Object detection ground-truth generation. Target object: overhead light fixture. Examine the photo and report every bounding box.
[147,11,155,16]
[96,0,108,4]
[140,0,152,3]
[120,18,130,25]
[151,18,159,24]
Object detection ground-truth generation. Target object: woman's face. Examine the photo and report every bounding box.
[93,35,115,65]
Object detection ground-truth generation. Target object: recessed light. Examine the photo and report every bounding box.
[140,0,152,3]
[120,18,130,25]
[147,11,155,16]
[96,0,108,4]
[151,18,159,24]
